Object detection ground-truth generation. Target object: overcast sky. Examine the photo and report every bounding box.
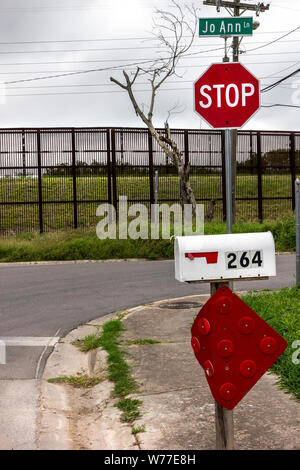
[0,0,299,131]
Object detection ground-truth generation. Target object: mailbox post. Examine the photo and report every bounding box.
[174,231,284,450]
[211,280,234,450]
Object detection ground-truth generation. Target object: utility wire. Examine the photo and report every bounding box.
[262,104,300,108]
[0,50,298,68]
[1,59,298,80]
[246,25,300,52]
[0,30,297,45]
[0,39,300,55]
[261,67,300,92]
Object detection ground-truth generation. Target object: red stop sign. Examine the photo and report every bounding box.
[194,63,260,129]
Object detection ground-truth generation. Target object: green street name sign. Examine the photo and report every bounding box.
[199,17,253,36]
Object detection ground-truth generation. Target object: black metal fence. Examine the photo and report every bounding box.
[0,127,299,233]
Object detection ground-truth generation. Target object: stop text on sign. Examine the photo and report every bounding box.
[199,83,255,109]
[194,63,260,129]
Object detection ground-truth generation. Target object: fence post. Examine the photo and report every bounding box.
[22,129,26,177]
[221,130,227,222]
[257,131,263,223]
[148,130,154,206]
[107,128,112,205]
[250,131,254,176]
[184,129,189,168]
[111,128,118,217]
[296,179,300,287]
[290,132,296,211]
[71,129,78,229]
[37,129,43,233]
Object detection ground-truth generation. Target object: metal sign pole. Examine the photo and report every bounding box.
[210,281,234,450]
[225,129,233,234]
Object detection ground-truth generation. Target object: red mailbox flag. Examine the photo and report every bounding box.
[194,62,260,129]
[191,287,287,410]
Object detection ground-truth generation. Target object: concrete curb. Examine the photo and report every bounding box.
[0,252,293,268]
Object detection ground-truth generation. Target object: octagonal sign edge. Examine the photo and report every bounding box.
[194,62,260,129]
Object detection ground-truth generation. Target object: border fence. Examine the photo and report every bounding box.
[0,127,299,234]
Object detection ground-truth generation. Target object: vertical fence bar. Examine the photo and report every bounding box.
[22,129,26,177]
[221,131,227,222]
[106,128,112,205]
[148,130,154,206]
[250,131,254,175]
[71,129,78,229]
[290,132,296,211]
[257,131,263,223]
[111,128,118,216]
[37,129,43,233]
[296,179,300,287]
[184,129,189,168]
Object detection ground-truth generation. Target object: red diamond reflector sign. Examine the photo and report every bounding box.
[191,287,287,410]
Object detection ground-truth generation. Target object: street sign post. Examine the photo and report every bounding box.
[194,62,260,129]
[199,17,253,36]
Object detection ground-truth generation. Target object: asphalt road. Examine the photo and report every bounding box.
[0,255,296,379]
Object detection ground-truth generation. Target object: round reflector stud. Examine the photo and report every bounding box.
[204,360,214,378]
[216,296,233,315]
[219,382,237,401]
[191,336,201,354]
[240,359,257,378]
[217,339,234,358]
[238,316,255,335]
[259,336,278,355]
[198,317,211,335]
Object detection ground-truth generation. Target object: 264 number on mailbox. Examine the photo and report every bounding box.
[225,250,263,270]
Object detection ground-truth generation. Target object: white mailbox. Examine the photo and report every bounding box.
[175,232,276,282]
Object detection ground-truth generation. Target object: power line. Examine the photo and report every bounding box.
[0,30,297,45]
[0,38,300,56]
[5,78,297,90]
[261,67,300,93]
[262,104,300,108]
[261,63,300,79]
[2,59,299,81]
[0,50,299,68]
[246,25,300,52]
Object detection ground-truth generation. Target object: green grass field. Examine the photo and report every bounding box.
[0,218,295,263]
[0,173,296,232]
[242,288,300,400]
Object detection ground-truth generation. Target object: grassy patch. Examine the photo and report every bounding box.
[132,424,146,435]
[47,374,101,388]
[73,315,144,425]
[0,217,296,263]
[0,174,297,232]
[73,317,139,398]
[242,287,300,400]
[72,333,101,352]
[115,398,142,423]
[122,338,161,346]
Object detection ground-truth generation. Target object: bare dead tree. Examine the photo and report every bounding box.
[110,1,199,214]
